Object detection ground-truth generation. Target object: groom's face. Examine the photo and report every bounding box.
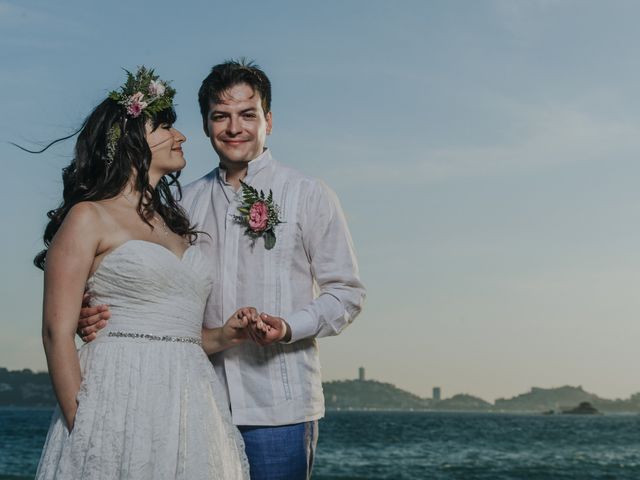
[205,83,272,168]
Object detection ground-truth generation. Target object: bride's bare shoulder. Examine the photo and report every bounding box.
[59,201,116,238]
[64,201,102,224]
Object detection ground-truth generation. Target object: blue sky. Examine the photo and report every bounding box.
[2,0,640,401]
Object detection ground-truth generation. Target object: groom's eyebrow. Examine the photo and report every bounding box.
[211,106,257,114]
[211,107,257,116]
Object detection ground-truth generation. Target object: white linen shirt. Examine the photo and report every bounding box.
[180,149,365,426]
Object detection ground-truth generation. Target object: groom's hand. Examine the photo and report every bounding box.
[77,293,110,342]
[248,313,291,346]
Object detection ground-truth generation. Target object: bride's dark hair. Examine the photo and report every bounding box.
[31,97,198,270]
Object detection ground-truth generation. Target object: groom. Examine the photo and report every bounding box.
[80,59,365,480]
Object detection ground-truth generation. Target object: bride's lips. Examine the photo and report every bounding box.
[172,147,183,154]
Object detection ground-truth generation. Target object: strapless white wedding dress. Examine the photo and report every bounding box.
[36,240,250,479]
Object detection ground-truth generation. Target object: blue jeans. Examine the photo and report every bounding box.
[239,421,318,480]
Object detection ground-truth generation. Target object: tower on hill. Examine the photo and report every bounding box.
[433,387,441,401]
[358,367,365,381]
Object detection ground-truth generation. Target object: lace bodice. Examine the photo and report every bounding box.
[86,240,212,339]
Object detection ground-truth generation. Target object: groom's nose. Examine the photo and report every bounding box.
[227,115,243,135]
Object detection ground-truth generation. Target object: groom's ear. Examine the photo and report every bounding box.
[266,111,273,135]
[203,120,210,138]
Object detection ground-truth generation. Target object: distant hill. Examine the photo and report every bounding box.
[495,386,604,412]
[432,393,492,411]
[323,380,428,410]
[490,386,640,413]
[0,367,55,407]
[591,393,640,413]
[323,381,493,411]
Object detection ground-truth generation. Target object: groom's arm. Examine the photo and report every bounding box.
[257,180,366,345]
[289,180,365,343]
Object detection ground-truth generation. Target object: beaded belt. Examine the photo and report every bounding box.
[107,331,202,346]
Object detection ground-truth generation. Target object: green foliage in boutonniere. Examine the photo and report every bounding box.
[234,181,284,250]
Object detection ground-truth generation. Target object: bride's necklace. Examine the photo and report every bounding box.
[121,192,170,237]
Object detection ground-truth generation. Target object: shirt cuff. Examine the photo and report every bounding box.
[283,310,318,344]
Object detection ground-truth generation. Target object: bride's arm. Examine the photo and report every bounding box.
[42,203,101,431]
[201,307,261,355]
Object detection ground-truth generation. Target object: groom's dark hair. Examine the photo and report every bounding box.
[198,58,272,127]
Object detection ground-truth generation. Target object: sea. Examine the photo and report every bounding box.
[2,408,640,479]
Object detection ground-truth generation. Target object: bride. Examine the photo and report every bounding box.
[34,67,253,479]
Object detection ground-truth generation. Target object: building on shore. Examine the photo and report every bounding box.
[358,367,365,381]
[433,387,441,401]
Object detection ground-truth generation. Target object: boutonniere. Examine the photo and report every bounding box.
[234,181,284,250]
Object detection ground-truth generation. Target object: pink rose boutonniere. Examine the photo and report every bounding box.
[234,181,284,250]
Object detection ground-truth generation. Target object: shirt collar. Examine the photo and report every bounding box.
[217,148,273,185]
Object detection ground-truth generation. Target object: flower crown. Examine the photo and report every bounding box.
[105,66,175,166]
[108,66,176,119]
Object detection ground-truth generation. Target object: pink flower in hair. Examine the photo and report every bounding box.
[126,92,148,118]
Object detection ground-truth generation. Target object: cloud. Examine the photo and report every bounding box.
[0,2,65,28]
[329,103,640,186]
[492,0,576,36]
[0,2,10,16]
[0,2,33,22]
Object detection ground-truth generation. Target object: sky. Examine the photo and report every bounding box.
[2,0,640,402]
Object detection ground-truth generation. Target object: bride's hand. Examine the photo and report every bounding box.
[222,307,257,347]
[64,402,78,433]
[202,307,264,354]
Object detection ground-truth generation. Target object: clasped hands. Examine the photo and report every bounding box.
[222,307,292,348]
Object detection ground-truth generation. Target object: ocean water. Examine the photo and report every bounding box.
[314,411,640,479]
[2,408,640,479]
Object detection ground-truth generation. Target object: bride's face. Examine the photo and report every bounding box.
[145,121,187,177]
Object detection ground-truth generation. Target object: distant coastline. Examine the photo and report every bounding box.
[4,366,640,413]
[323,379,640,414]
[0,368,55,408]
